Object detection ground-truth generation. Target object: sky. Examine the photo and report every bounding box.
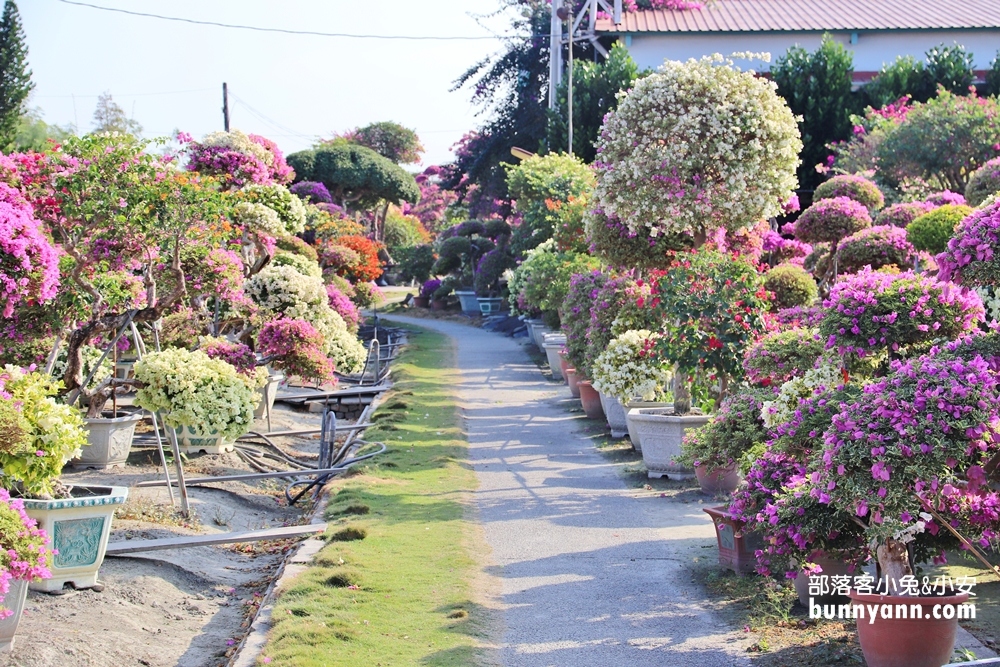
[20,0,517,167]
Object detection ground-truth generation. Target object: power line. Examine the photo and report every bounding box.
[35,88,216,99]
[55,0,513,41]
[229,93,314,141]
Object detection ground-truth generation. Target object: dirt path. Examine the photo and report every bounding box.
[384,315,751,666]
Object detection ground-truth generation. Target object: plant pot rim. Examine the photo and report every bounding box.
[848,590,970,606]
[629,407,707,419]
[695,461,737,474]
[19,484,128,510]
[83,411,144,424]
[454,289,476,295]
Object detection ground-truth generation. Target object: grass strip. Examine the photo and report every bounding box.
[261,325,495,666]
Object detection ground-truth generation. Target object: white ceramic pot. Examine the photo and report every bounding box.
[23,485,128,592]
[530,323,551,351]
[254,373,285,419]
[0,579,28,651]
[623,401,671,453]
[600,392,629,438]
[454,290,481,316]
[73,411,143,470]
[542,336,567,381]
[627,407,709,479]
[166,423,235,455]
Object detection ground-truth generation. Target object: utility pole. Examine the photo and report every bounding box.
[548,1,563,109]
[567,3,574,157]
[222,82,230,131]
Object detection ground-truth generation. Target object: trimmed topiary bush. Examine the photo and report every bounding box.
[794,196,872,245]
[836,225,916,273]
[813,174,885,213]
[966,157,1000,207]
[764,264,818,310]
[743,327,825,386]
[906,204,973,254]
[876,201,935,228]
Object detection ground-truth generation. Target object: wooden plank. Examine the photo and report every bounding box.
[106,523,327,555]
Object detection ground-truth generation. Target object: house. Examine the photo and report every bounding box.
[595,0,1000,84]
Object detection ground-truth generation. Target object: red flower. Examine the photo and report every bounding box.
[707,336,723,350]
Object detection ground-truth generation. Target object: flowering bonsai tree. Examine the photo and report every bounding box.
[678,389,771,472]
[256,318,336,384]
[966,157,1000,207]
[184,129,293,190]
[133,348,257,442]
[198,337,269,389]
[820,350,1000,587]
[591,330,670,405]
[0,487,51,613]
[0,182,58,319]
[835,225,916,274]
[876,201,935,228]
[794,196,872,284]
[743,328,825,386]
[936,200,1000,287]
[813,174,885,213]
[819,268,984,371]
[594,54,801,247]
[647,249,771,411]
[0,367,87,498]
[505,153,594,255]
[562,270,608,376]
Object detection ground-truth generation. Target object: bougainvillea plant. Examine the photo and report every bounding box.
[590,329,671,404]
[648,249,771,410]
[594,54,801,245]
[0,486,52,614]
[256,318,336,384]
[876,201,935,228]
[743,327,825,386]
[0,181,58,318]
[334,235,384,283]
[819,267,984,370]
[813,173,885,213]
[966,157,1000,207]
[936,200,1000,287]
[820,350,1000,587]
[835,224,916,274]
[794,196,872,246]
[562,270,608,376]
[678,389,771,471]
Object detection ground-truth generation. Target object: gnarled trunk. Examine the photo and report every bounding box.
[876,538,913,596]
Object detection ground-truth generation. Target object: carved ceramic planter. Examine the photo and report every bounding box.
[73,411,143,470]
[0,579,28,651]
[23,485,128,592]
[628,407,708,479]
[166,423,235,455]
[623,401,671,453]
[477,297,504,315]
[599,392,629,438]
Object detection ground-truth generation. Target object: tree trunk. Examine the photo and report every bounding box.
[876,539,914,596]
[673,370,691,415]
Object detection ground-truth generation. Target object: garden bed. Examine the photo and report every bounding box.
[0,403,349,667]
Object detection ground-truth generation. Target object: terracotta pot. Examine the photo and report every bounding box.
[413,295,430,308]
[792,552,853,607]
[566,368,581,398]
[695,462,741,495]
[703,505,763,575]
[559,355,571,385]
[431,298,447,311]
[849,590,969,667]
[577,381,605,420]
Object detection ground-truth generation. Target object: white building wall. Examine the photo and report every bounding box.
[625,30,1000,73]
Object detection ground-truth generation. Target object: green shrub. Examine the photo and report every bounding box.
[276,235,319,262]
[836,225,915,273]
[764,264,818,310]
[394,244,436,284]
[813,174,885,212]
[906,204,973,254]
[965,158,1000,207]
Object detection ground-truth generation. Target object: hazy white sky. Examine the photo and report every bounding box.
[20,0,516,166]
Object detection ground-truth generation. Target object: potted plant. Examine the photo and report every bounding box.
[0,367,126,593]
[198,336,274,419]
[474,248,514,315]
[678,390,771,495]
[133,348,258,454]
[819,349,998,667]
[432,221,498,315]
[414,279,439,309]
[0,488,52,650]
[256,318,338,387]
[591,330,672,455]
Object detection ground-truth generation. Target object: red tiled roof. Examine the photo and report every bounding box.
[596,0,1000,33]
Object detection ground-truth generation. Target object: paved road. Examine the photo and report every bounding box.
[385,315,751,666]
